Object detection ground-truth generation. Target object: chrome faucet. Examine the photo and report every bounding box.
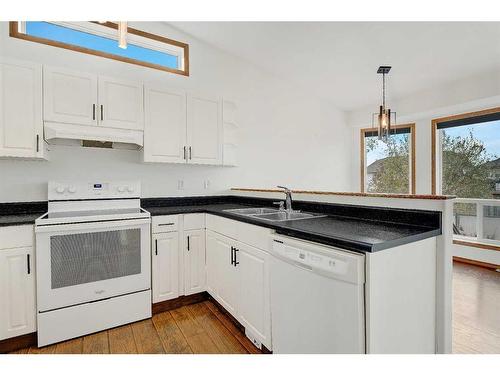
[277,186,293,212]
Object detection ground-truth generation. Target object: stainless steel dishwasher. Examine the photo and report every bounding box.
[269,235,365,353]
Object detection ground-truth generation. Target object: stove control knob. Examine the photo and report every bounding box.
[127,186,134,192]
[56,186,66,194]
[68,186,77,194]
[118,186,125,193]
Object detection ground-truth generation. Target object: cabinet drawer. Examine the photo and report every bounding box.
[206,214,271,251]
[0,225,34,250]
[152,215,179,233]
[183,213,205,230]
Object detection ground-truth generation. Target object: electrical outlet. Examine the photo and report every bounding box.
[177,180,184,190]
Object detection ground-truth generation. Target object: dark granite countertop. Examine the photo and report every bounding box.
[142,196,442,253]
[0,196,442,253]
[0,201,47,227]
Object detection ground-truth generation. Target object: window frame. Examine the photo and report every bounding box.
[431,106,500,195]
[360,123,416,194]
[9,21,189,76]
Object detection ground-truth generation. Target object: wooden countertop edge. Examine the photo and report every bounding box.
[231,188,456,200]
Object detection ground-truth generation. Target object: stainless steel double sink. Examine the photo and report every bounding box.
[224,207,327,222]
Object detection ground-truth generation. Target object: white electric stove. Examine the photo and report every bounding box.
[35,181,152,347]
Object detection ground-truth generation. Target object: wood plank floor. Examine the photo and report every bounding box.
[453,261,500,354]
[8,262,499,354]
[10,300,260,354]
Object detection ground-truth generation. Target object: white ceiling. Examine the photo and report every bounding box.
[169,22,500,111]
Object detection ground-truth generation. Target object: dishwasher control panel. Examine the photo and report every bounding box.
[271,236,364,284]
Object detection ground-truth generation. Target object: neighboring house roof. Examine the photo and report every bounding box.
[367,157,389,174]
[484,157,500,169]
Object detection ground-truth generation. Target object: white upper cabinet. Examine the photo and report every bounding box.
[98,76,144,131]
[183,229,206,295]
[0,59,45,159]
[43,66,143,130]
[187,93,223,165]
[44,66,98,126]
[144,86,187,163]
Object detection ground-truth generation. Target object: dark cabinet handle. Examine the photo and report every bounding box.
[92,104,96,120]
[189,146,192,160]
[234,248,239,266]
[100,105,104,121]
[27,254,31,274]
[187,235,190,251]
[36,135,39,153]
[155,239,158,256]
[158,223,174,226]
[230,246,234,265]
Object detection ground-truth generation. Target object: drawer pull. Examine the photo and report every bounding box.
[158,223,175,226]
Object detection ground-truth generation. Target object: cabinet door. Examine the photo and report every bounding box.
[205,231,238,316]
[152,232,179,303]
[0,247,36,340]
[44,66,97,126]
[236,241,271,348]
[187,93,222,165]
[183,229,206,295]
[0,59,43,158]
[98,76,144,130]
[144,86,187,163]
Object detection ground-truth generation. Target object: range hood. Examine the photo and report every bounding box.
[44,122,144,147]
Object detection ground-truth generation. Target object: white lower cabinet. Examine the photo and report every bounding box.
[183,229,206,295]
[0,226,36,340]
[152,232,179,303]
[206,231,239,317]
[236,241,270,348]
[206,228,271,349]
[151,214,206,303]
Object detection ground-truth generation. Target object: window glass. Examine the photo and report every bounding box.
[364,129,411,194]
[23,22,179,70]
[439,120,500,198]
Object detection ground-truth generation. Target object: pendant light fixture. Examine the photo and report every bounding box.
[118,21,128,49]
[372,66,396,141]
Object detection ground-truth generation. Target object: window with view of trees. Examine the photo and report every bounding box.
[433,108,500,245]
[360,124,415,194]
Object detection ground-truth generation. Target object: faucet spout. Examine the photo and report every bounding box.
[277,186,293,212]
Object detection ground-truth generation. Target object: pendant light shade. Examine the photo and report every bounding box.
[118,21,128,49]
[372,66,396,141]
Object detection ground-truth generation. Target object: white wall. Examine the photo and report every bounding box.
[346,68,500,265]
[0,22,351,202]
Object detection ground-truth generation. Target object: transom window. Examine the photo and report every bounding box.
[9,21,189,76]
[360,124,416,194]
[432,108,500,248]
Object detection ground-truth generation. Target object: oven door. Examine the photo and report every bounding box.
[35,218,151,312]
